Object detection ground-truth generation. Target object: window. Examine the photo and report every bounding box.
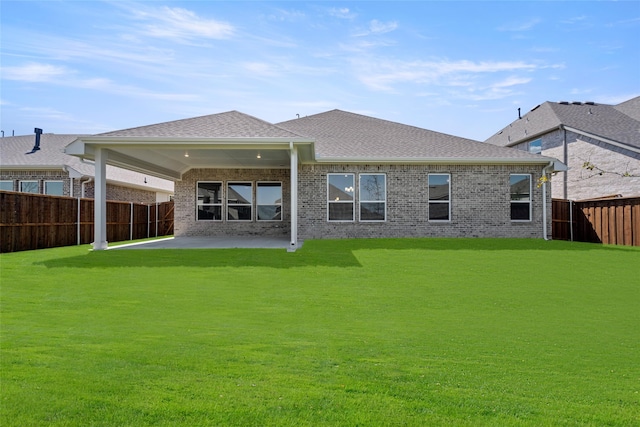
[227,182,252,221]
[19,180,39,194]
[197,182,222,220]
[327,174,355,221]
[257,182,282,221]
[528,139,542,154]
[510,174,532,221]
[44,181,64,196]
[0,180,13,191]
[428,174,451,221]
[359,174,386,221]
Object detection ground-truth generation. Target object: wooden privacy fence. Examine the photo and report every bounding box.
[552,197,640,246]
[0,191,174,253]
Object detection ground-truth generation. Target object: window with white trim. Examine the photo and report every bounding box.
[428,174,451,221]
[510,174,532,221]
[359,173,386,221]
[20,180,39,194]
[257,182,282,221]
[227,182,252,221]
[0,180,13,191]
[197,182,222,221]
[44,181,64,196]
[327,173,355,221]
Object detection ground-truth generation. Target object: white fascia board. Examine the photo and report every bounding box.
[77,136,313,147]
[312,156,557,165]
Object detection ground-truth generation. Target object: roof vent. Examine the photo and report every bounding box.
[559,101,569,105]
[572,101,582,105]
[585,101,595,105]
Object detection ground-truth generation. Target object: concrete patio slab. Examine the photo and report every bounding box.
[108,236,302,250]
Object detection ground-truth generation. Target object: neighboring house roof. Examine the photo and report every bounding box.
[277,109,553,163]
[1,134,174,193]
[485,96,640,153]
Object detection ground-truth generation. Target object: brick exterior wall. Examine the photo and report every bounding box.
[175,164,551,240]
[1,170,160,204]
[515,130,640,200]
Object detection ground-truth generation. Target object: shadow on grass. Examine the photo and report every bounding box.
[37,238,634,270]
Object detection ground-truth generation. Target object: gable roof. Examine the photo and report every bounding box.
[485,97,640,152]
[99,110,304,139]
[0,134,173,193]
[277,109,553,163]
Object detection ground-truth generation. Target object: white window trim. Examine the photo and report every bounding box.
[196,181,223,222]
[44,180,64,196]
[428,173,451,222]
[359,173,387,222]
[227,181,253,222]
[528,139,542,154]
[19,180,39,194]
[256,181,283,222]
[327,173,355,222]
[510,174,532,222]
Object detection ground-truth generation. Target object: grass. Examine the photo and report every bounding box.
[1,238,639,426]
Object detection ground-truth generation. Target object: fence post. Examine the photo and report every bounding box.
[569,200,573,242]
[130,202,134,241]
[156,202,159,237]
[77,197,81,246]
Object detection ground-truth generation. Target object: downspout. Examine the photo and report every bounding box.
[560,125,567,199]
[81,178,93,198]
[542,161,554,240]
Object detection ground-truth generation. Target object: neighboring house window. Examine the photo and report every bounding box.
[359,173,386,221]
[327,173,355,221]
[197,182,222,221]
[44,181,64,196]
[257,182,282,221]
[19,180,39,194]
[0,180,13,191]
[428,174,451,221]
[528,139,542,154]
[510,174,532,221]
[227,182,252,221]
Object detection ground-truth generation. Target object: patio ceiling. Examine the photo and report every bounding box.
[65,137,315,181]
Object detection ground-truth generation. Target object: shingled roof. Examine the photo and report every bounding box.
[485,96,640,151]
[99,110,304,139]
[277,109,550,162]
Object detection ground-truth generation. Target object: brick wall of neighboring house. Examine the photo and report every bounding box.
[1,170,161,204]
[514,129,640,200]
[175,164,550,240]
[79,181,159,204]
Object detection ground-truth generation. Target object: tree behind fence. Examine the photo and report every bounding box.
[0,191,174,253]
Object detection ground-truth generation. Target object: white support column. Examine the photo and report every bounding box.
[93,147,108,250]
[289,143,298,252]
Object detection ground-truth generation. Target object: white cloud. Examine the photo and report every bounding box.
[129,5,235,42]
[2,63,69,82]
[498,18,541,32]
[329,7,356,20]
[354,58,541,93]
[369,20,398,35]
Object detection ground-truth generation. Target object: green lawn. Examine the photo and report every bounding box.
[1,239,639,426]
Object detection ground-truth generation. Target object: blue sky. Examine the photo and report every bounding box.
[1,1,639,141]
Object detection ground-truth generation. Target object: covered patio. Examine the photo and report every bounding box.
[64,112,315,252]
[108,236,303,250]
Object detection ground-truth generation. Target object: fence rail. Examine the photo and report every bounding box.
[552,197,640,246]
[0,191,174,253]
